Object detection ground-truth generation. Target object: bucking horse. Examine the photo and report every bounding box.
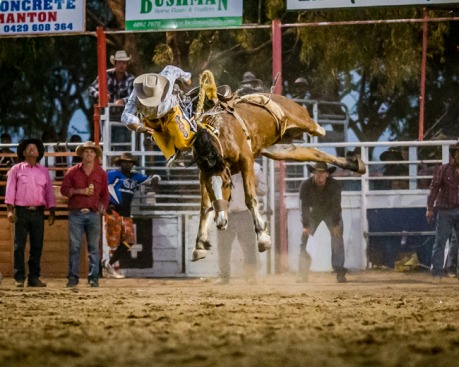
[190,71,365,261]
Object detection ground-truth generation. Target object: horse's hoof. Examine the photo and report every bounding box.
[258,242,272,252]
[257,232,271,252]
[257,232,272,253]
[310,124,326,137]
[355,158,366,174]
[191,249,207,262]
[345,157,366,174]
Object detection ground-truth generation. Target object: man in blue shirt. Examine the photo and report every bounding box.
[103,152,159,278]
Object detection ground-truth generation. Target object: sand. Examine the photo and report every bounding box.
[1,270,459,367]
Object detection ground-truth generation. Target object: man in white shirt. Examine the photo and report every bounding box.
[215,162,267,285]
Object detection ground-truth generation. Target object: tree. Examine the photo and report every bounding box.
[0,1,457,144]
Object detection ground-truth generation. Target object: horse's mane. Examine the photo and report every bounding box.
[192,127,226,174]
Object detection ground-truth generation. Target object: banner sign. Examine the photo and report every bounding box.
[287,0,459,11]
[0,0,85,36]
[125,0,243,31]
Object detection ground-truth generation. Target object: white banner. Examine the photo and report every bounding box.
[287,0,459,11]
[125,0,243,30]
[0,0,85,36]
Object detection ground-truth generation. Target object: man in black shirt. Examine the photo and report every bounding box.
[299,162,347,283]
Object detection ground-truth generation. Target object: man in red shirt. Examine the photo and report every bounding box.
[426,142,459,283]
[61,141,109,288]
[5,138,56,287]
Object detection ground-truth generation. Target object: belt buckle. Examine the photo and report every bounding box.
[80,208,91,214]
[27,206,37,211]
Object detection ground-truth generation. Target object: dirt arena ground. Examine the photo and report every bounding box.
[1,270,459,367]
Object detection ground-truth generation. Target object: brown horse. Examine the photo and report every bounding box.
[191,91,365,261]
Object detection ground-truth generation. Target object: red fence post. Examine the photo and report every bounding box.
[94,26,107,145]
[272,19,288,273]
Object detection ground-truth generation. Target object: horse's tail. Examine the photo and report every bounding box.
[196,70,218,119]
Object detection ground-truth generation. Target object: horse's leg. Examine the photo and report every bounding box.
[261,144,366,174]
[240,162,272,253]
[192,172,213,262]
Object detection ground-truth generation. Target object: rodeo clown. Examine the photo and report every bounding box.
[102,152,160,278]
[121,65,196,165]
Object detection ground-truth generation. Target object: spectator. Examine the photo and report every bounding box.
[60,141,109,288]
[69,134,83,165]
[236,71,269,96]
[41,130,66,181]
[426,142,459,283]
[88,50,135,105]
[378,147,408,190]
[298,162,347,283]
[5,138,56,287]
[334,148,361,191]
[102,152,160,279]
[291,77,310,100]
[121,65,195,165]
[215,162,267,285]
[0,133,16,203]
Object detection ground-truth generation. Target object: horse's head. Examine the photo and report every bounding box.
[193,127,233,229]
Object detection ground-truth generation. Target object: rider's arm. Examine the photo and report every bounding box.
[121,89,142,131]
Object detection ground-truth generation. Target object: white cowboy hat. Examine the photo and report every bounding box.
[110,50,131,65]
[134,73,170,107]
[76,141,103,158]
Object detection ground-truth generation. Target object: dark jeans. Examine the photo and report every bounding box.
[431,208,459,277]
[13,207,45,282]
[300,216,345,276]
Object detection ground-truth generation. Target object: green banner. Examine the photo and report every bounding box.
[126,16,242,31]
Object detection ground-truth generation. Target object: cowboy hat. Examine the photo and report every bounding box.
[449,142,459,156]
[17,138,45,162]
[306,162,337,174]
[114,152,138,166]
[134,73,170,107]
[380,147,403,161]
[75,141,103,158]
[110,50,131,65]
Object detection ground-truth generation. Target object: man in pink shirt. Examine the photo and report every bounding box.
[5,138,56,288]
[61,141,109,288]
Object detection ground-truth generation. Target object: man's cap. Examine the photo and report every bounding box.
[242,71,256,82]
[134,73,170,107]
[294,77,308,86]
[110,50,131,65]
[17,138,45,162]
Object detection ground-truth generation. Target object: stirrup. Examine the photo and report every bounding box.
[166,150,182,167]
